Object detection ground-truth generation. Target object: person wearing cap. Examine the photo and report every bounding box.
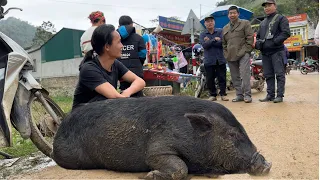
[222,6,254,103]
[80,11,106,56]
[117,15,147,97]
[200,15,229,101]
[255,0,290,103]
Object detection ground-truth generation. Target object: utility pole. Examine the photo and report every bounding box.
[200,4,202,19]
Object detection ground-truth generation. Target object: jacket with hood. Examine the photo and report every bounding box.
[117,25,147,78]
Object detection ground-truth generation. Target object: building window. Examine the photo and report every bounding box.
[33,59,37,72]
[291,29,301,36]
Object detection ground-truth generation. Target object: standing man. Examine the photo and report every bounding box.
[200,15,229,101]
[80,11,105,56]
[255,0,290,103]
[222,6,254,103]
[117,15,147,97]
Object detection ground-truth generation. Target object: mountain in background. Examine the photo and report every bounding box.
[0,17,37,49]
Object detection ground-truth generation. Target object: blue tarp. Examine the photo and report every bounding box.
[200,5,253,29]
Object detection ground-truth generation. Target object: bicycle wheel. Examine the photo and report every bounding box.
[28,91,65,157]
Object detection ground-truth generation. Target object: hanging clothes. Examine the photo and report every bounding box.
[173,51,188,70]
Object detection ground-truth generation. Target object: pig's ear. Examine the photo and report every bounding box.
[185,113,213,136]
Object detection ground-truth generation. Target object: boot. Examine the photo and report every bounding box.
[221,96,229,101]
[259,95,275,102]
[208,96,217,101]
[273,97,283,103]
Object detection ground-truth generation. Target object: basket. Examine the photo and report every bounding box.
[143,86,173,96]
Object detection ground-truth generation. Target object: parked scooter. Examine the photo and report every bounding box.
[300,57,319,75]
[0,4,65,158]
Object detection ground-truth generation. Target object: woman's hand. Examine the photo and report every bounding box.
[121,71,146,95]
[121,90,132,98]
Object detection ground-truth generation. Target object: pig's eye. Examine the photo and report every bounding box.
[228,132,237,138]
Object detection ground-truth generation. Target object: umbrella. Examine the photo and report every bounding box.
[200,5,253,29]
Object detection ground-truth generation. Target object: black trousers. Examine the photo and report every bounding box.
[204,63,227,97]
[262,51,286,98]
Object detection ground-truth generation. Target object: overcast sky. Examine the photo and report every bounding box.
[5,0,222,31]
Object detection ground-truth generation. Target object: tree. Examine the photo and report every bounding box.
[32,21,56,47]
[294,0,319,24]
[216,0,228,6]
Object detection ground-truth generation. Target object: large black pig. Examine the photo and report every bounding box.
[52,96,271,179]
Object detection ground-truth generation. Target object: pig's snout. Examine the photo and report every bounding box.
[248,152,272,176]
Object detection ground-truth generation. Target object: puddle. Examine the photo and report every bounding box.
[0,152,56,179]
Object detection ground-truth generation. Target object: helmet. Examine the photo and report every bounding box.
[192,44,203,57]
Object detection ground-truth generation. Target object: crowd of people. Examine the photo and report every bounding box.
[200,0,290,103]
[74,12,146,110]
[73,0,297,110]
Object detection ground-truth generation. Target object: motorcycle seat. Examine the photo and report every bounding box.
[252,60,263,66]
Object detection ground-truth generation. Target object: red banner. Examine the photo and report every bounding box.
[159,32,190,44]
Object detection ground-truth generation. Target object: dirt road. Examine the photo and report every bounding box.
[10,70,319,179]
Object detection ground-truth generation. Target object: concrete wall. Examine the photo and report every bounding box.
[29,53,82,79]
[40,76,78,97]
[28,51,82,96]
[38,58,82,79]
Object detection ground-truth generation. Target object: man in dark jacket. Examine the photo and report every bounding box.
[200,15,229,101]
[255,0,290,103]
[117,15,147,97]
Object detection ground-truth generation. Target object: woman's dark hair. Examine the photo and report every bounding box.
[228,6,239,13]
[80,24,115,68]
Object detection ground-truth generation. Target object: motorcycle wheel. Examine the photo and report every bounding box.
[195,76,205,98]
[300,67,308,75]
[227,81,234,91]
[28,91,65,157]
[255,77,264,92]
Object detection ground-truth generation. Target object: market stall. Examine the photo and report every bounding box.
[143,65,198,94]
[134,17,198,94]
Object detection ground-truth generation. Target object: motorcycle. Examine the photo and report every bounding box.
[193,50,264,98]
[194,56,206,98]
[194,55,234,98]
[300,57,319,75]
[250,59,265,92]
[0,4,65,158]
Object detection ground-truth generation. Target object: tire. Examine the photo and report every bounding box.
[255,77,264,92]
[195,76,205,98]
[228,81,234,91]
[28,91,65,157]
[300,67,308,75]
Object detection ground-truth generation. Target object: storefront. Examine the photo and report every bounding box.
[252,13,317,62]
[284,35,303,61]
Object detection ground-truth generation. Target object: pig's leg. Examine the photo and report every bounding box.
[145,155,188,180]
